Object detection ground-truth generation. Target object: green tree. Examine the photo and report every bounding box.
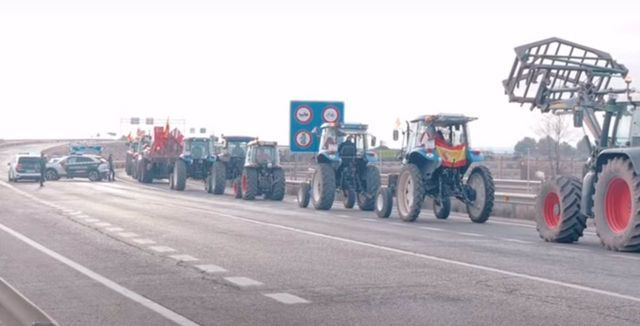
[514,137,537,156]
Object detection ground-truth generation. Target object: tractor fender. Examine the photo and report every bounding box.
[366,152,379,163]
[405,149,441,173]
[596,147,640,175]
[580,171,595,218]
[467,148,485,163]
[317,152,341,166]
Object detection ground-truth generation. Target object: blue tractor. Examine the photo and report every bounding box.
[207,135,257,197]
[169,137,216,191]
[375,114,495,223]
[297,122,381,211]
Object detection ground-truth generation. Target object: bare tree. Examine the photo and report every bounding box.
[535,114,576,178]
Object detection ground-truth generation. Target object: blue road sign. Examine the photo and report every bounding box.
[290,101,344,153]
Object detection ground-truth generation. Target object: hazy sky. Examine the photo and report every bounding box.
[1,0,639,150]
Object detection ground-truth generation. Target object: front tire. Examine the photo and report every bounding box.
[311,163,336,210]
[343,189,356,209]
[357,165,381,211]
[88,170,101,182]
[396,164,424,222]
[242,168,258,200]
[298,182,311,208]
[174,160,187,191]
[45,169,59,181]
[212,161,226,195]
[375,187,393,218]
[433,197,451,220]
[270,168,286,201]
[535,175,586,243]
[465,166,495,223]
[593,157,640,251]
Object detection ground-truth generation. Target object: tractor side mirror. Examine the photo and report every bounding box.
[371,136,377,147]
[573,111,583,128]
[393,130,399,141]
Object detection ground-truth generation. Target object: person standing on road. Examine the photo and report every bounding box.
[39,152,46,187]
[107,154,115,182]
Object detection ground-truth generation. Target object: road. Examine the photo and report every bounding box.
[0,143,639,326]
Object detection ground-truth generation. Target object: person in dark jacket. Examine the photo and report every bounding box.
[39,153,46,187]
[107,154,115,181]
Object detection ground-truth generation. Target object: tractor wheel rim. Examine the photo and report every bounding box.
[313,175,321,202]
[468,173,486,214]
[376,192,384,211]
[543,192,561,228]
[398,175,413,216]
[604,177,632,233]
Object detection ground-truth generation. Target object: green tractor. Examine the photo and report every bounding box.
[238,140,286,201]
[375,114,495,223]
[206,135,256,197]
[298,122,381,211]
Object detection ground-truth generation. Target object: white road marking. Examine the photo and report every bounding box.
[105,227,124,232]
[419,226,444,232]
[83,218,100,223]
[132,238,156,245]
[489,220,599,236]
[224,277,263,287]
[263,293,310,304]
[211,210,640,304]
[503,238,533,244]
[562,247,589,253]
[67,211,83,216]
[0,221,199,326]
[195,264,227,273]
[149,246,176,253]
[117,232,139,238]
[169,254,199,262]
[76,214,90,219]
[338,214,351,218]
[94,222,112,227]
[457,232,484,237]
[362,219,378,223]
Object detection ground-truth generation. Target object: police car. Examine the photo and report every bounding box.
[45,154,109,182]
[7,153,42,182]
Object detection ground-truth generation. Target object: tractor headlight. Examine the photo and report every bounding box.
[267,163,273,168]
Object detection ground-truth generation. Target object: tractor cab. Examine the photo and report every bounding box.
[399,114,482,170]
[245,141,280,167]
[221,136,256,159]
[317,122,377,165]
[182,137,213,160]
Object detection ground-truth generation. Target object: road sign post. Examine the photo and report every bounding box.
[290,101,344,153]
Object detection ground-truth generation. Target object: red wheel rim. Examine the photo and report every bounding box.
[241,175,248,193]
[543,192,561,228]
[604,177,631,233]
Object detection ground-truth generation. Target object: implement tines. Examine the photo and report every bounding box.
[503,37,628,112]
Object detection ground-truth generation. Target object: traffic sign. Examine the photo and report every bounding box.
[290,101,344,153]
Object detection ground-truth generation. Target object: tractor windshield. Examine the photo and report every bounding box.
[320,127,339,152]
[413,120,468,149]
[185,139,210,159]
[228,141,248,157]
[249,146,279,165]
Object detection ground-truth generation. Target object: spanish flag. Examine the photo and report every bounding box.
[435,138,467,168]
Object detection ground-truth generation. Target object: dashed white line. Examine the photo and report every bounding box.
[83,218,100,223]
[503,238,533,244]
[419,226,444,232]
[149,246,176,253]
[169,254,199,262]
[132,238,156,245]
[94,222,112,227]
[195,264,227,273]
[76,214,90,219]
[264,293,310,304]
[0,220,199,326]
[562,247,589,252]
[117,232,139,238]
[224,277,263,287]
[362,219,378,223]
[338,214,351,218]
[105,227,124,232]
[67,211,83,215]
[457,232,484,237]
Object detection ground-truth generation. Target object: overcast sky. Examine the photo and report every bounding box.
[1,0,639,150]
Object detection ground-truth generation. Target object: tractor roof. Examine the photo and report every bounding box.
[184,137,210,142]
[223,135,256,142]
[411,114,477,126]
[248,140,278,147]
[320,122,369,133]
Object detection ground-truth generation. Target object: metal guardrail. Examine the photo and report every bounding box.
[0,277,57,326]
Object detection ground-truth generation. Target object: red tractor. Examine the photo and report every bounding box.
[135,126,184,184]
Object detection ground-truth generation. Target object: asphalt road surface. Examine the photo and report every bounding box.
[1,143,639,326]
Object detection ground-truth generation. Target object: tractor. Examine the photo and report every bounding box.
[169,137,216,191]
[375,114,495,223]
[207,135,256,197]
[297,122,381,211]
[503,37,640,251]
[238,140,286,201]
[135,126,183,184]
[125,138,144,177]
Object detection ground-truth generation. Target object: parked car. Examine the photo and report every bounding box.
[7,153,42,182]
[45,154,109,182]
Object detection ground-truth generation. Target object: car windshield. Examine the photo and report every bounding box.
[18,157,40,165]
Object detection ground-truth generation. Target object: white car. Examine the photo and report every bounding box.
[45,154,109,182]
[7,153,42,182]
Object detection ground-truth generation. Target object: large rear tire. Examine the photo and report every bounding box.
[357,165,381,211]
[466,166,494,223]
[593,157,640,251]
[375,187,393,218]
[174,160,187,191]
[298,182,311,208]
[140,160,153,184]
[242,168,258,200]
[270,168,286,201]
[535,175,586,243]
[433,197,451,220]
[212,161,226,195]
[311,163,336,210]
[396,164,424,222]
